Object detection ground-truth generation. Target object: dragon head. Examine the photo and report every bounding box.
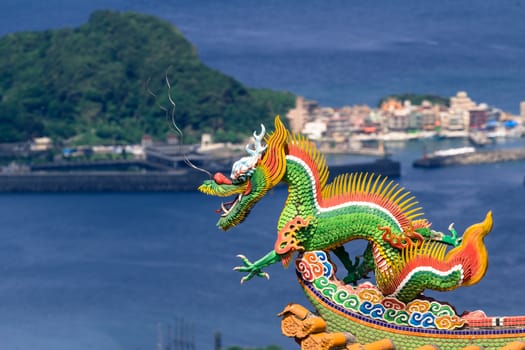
[199,116,288,230]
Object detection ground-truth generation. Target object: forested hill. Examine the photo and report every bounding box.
[0,10,295,144]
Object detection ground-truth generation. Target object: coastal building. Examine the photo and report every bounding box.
[380,99,415,132]
[319,106,336,119]
[301,120,327,140]
[448,91,477,130]
[141,135,153,148]
[441,110,467,131]
[380,98,403,113]
[326,115,351,138]
[286,96,319,133]
[387,111,409,131]
[166,134,179,145]
[486,107,502,122]
[419,100,439,130]
[200,133,213,149]
[30,137,53,152]
[347,105,371,132]
[408,111,424,131]
[386,101,411,131]
[469,104,490,129]
[145,143,210,169]
[450,91,476,111]
[367,110,385,132]
[286,91,517,144]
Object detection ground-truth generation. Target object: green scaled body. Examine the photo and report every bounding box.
[199,117,520,349]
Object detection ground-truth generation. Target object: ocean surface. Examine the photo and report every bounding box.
[1,1,525,350]
[1,146,525,350]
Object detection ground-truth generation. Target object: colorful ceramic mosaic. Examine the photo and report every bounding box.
[295,251,466,331]
[200,117,525,349]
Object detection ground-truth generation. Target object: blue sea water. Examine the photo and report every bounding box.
[0,150,525,350]
[0,1,525,350]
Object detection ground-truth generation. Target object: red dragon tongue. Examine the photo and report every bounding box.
[213,172,232,185]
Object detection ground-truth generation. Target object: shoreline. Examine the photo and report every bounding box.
[0,158,401,192]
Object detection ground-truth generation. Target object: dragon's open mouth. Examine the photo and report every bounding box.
[199,169,266,230]
[216,193,243,217]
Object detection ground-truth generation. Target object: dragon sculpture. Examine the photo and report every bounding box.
[199,117,525,349]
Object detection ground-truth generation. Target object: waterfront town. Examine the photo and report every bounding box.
[1,92,525,190]
[1,91,524,172]
[286,91,525,154]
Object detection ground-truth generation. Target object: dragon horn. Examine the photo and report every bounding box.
[245,124,267,157]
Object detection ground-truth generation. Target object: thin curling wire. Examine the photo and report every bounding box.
[164,71,213,179]
[146,73,213,179]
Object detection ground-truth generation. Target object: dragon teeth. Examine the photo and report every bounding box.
[220,194,243,217]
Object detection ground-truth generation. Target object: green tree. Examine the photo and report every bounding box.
[0,10,295,145]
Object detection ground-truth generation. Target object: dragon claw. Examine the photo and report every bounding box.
[448,224,458,239]
[234,253,273,283]
[446,223,461,246]
[429,224,462,247]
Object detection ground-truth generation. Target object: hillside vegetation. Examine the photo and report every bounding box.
[0,10,295,144]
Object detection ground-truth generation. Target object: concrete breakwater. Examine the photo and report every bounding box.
[413,148,525,168]
[0,170,211,192]
[0,158,401,192]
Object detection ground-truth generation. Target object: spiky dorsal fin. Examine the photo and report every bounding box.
[376,239,449,295]
[321,172,427,230]
[259,116,289,187]
[286,133,330,190]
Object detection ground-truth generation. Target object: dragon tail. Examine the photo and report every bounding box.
[444,210,492,286]
[376,211,493,302]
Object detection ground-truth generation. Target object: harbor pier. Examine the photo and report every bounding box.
[413,148,525,168]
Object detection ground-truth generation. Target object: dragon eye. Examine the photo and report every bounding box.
[231,167,256,184]
[233,175,246,184]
